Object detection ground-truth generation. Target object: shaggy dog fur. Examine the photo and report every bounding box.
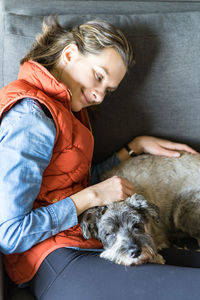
[80,152,200,266]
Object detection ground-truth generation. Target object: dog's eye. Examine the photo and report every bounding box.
[105,232,115,238]
[133,223,143,231]
[134,224,140,229]
[133,223,145,233]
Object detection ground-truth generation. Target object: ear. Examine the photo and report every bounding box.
[125,193,160,223]
[62,44,79,64]
[79,206,106,239]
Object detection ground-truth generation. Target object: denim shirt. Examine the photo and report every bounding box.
[0,98,120,254]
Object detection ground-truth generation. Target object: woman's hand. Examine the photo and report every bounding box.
[70,176,134,215]
[129,136,198,157]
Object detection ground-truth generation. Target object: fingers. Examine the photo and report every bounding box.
[156,148,181,158]
[108,176,134,199]
[122,178,135,197]
[165,142,198,154]
[95,176,134,206]
[148,137,198,157]
[131,136,198,157]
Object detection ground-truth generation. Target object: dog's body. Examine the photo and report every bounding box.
[80,152,200,266]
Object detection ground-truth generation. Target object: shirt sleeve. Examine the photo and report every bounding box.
[0,98,78,254]
[90,153,121,185]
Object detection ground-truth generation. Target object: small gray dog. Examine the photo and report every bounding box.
[80,152,200,266]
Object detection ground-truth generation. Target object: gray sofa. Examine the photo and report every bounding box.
[1,0,200,299]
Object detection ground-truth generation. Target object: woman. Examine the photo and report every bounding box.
[0,18,197,299]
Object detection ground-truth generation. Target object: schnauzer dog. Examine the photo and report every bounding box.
[80,151,200,266]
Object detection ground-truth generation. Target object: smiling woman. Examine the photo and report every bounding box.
[51,46,127,111]
[21,17,134,112]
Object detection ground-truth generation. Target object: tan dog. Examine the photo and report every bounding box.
[103,151,200,251]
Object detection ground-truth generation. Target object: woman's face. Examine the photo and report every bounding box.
[52,46,127,112]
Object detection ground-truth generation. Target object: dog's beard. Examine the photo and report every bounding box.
[100,233,158,266]
[100,245,156,266]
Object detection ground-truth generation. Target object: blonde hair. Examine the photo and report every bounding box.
[21,17,135,70]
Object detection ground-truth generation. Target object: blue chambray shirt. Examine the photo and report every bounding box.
[0,98,120,254]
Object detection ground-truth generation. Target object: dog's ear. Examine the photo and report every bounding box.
[79,206,106,239]
[125,194,160,223]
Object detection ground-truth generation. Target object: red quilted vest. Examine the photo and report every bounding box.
[0,61,102,284]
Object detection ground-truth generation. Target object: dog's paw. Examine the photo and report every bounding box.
[154,254,165,265]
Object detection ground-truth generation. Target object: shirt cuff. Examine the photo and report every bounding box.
[47,197,78,234]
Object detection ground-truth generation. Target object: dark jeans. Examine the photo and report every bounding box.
[30,247,200,300]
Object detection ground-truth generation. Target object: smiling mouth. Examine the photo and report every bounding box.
[81,89,91,105]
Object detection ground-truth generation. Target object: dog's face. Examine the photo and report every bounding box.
[80,194,160,266]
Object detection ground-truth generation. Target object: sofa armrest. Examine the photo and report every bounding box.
[0,253,4,300]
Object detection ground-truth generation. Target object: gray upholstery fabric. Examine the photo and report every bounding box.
[1,1,200,299]
[90,10,200,162]
[3,0,200,16]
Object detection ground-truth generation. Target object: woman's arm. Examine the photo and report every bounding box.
[0,98,78,254]
[90,153,120,185]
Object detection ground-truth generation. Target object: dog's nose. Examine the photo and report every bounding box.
[129,246,141,258]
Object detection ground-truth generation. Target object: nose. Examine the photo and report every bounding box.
[128,245,141,258]
[91,89,105,104]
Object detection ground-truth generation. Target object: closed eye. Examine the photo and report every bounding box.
[105,232,116,238]
[132,223,141,231]
[134,224,140,229]
[133,223,144,233]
